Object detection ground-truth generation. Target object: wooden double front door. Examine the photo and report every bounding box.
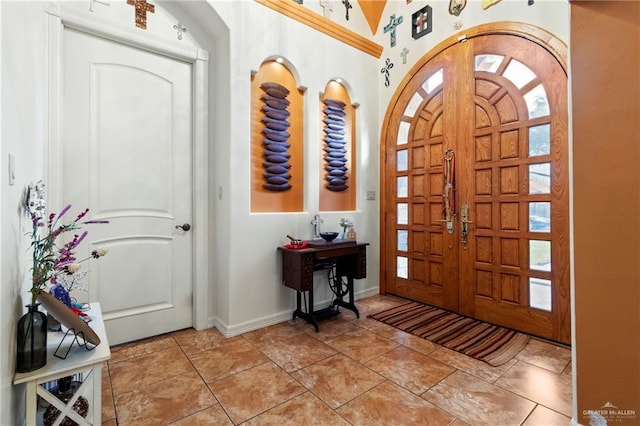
[381,26,570,344]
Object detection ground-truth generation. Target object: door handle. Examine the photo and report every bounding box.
[460,204,472,244]
[438,148,456,234]
[175,223,191,231]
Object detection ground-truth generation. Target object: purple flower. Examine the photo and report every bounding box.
[75,208,89,221]
[57,204,72,220]
[50,284,72,308]
[26,200,108,305]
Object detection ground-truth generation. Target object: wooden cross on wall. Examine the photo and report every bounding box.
[414,12,428,33]
[127,0,155,29]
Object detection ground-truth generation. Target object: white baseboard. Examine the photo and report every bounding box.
[208,286,380,337]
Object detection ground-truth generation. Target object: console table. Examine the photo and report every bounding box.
[14,303,111,426]
[278,240,368,331]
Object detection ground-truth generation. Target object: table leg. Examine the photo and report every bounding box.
[93,364,103,425]
[292,290,319,332]
[332,276,360,318]
[25,381,37,426]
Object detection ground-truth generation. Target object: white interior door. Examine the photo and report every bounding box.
[62,27,193,345]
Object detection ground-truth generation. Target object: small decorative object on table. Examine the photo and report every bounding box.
[339,218,352,239]
[15,304,47,373]
[320,232,339,242]
[16,181,108,373]
[346,225,357,241]
[285,235,308,249]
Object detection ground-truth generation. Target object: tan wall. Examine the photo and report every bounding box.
[571,2,640,424]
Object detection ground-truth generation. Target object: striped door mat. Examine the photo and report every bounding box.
[369,301,530,366]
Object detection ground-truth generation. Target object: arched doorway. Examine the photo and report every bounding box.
[380,23,570,344]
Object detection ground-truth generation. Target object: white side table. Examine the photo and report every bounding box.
[14,303,111,426]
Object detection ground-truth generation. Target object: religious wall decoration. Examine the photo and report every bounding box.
[412,5,432,40]
[383,14,403,47]
[342,0,353,21]
[380,58,394,87]
[260,82,293,191]
[400,47,409,64]
[127,0,155,29]
[173,22,187,40]
[448,0,466,16]
[322,99,349,192]
[320,0,333,17]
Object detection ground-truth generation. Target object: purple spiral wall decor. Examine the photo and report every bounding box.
[323,98,348,192]
[261,82,292,191]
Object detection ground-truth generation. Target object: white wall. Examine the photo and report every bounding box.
[208,1,382,333]
[1,2,50,422]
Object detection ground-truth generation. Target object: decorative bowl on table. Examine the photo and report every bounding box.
[320,232,339,242]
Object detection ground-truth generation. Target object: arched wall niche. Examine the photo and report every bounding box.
[319,80,356,212]
[251,59,305,212]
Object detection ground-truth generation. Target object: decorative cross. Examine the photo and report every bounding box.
[89,0,110,12]
[342,0,352,21]
[127,0,155,30]
[380,58,394,87]
[173,22,187,40]
[414,12,428,33]
[400,47,409,64]
[320,0,333,17]
[311,214,323,239]
[383,14,403,47]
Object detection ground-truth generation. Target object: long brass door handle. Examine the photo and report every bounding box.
[460,205,472,244]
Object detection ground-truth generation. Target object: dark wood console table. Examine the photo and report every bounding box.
[278,240,368,332]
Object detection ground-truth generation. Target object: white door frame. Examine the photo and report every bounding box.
[44,4,210,331]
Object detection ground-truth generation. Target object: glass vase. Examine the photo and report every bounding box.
[16,303,47,373]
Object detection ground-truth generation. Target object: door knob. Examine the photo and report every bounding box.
[175,223,191,231]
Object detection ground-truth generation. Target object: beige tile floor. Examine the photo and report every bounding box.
[101,295,573,425]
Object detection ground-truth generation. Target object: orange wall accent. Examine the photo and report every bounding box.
[319,81,356,212]
[357,0,387,36]
[571,2,640,424]
[251,62,304,212]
